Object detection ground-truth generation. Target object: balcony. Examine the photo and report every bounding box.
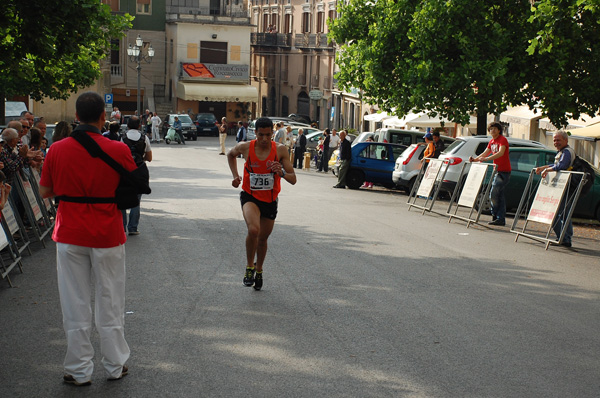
[251,33,292,48]
[110,64,122,77]
[294,33,335,50]
[166,6,250,25]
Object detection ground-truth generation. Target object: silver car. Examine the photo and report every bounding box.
[392,144,427,192]
[438,135,546,193]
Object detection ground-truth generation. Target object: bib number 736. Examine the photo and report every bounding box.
[249,173,274,190]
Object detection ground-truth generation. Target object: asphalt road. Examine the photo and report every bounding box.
[1,136,599,398]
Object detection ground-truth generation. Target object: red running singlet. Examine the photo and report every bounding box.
[242,140,281,202]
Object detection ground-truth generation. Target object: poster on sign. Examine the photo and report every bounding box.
[416,159,443,198]
[527,172,569,224]
[20,174,43,221]
[458,163,489,208]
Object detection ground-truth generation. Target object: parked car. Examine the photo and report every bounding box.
[287,113,312,125]
[338,142,408,189]
[195,113,219,136]
[162,114,197,141]
[247,117,310,140]
[496,147,600,221]
[438,135,547,194]
[352,131,374,146]
[374,128,455,147]
[392,144,428,192]
[4,101,28,124]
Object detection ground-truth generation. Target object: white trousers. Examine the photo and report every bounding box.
[56,243,130,382]
[152,126,160,142]
[219,133,227,154]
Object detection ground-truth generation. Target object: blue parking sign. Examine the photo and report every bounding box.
[105,94,113,104]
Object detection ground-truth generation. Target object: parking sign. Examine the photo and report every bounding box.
[104,93,113,104]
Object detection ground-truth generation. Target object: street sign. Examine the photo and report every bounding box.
[104,93,113,104]
[309,89,323,100]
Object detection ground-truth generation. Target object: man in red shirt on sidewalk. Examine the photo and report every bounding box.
[469,122,511,226]
[40,92,137,386]
[227,117,296,291]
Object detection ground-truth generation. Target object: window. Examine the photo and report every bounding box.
[316,12,324,33]
[103,0,120,12]
[284,14,292,34]
[136,0,151,15]
[302,12,311,33]
[201,41,227,64]
[110,39,120,65]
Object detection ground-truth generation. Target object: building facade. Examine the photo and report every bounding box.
[249,0,364,131]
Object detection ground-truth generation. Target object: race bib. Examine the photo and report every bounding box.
[250,172,274,190]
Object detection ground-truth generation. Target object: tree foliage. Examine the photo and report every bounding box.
[0,0,133,101]
[329,0,600,128]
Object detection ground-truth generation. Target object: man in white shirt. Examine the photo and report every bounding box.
[150,112,162,143]
[329,128,340,150]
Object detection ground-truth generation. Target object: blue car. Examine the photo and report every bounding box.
[343,142,408,189]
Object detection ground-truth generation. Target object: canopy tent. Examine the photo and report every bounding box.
[406,114,476,128]
[567,122,600,141]
[539,115,600,131]
[382,112,425,128]
[363,111,393,122]
[177,82,258,102]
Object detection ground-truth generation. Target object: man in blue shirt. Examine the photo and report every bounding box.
[534,130,574,247]
[173,116,185,145]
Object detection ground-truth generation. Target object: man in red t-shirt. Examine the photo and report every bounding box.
[227,117,296,291]
[469,122,511,226]
[40,92,136,386]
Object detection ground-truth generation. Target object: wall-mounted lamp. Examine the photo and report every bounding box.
[212,34,218,39]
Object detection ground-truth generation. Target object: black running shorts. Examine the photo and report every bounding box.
[240,191,278,220]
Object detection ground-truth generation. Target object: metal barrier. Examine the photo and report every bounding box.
[511,170,585,250]
[407,158,450,215]
[447,163,497,228]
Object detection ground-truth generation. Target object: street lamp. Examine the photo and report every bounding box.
[127,34,154,116]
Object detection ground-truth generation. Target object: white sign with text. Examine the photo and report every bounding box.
[527,172,569,224]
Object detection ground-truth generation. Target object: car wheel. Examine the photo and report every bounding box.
[474,191,492,215]
[165,138,171,144]
[192,134,197,141]
[346,169,365,190]
[406,177,416,193]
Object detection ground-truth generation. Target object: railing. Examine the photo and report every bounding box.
[294,33,335,49]
[110,64,122,77]
[251,33,292,47]
[166,6,249,18]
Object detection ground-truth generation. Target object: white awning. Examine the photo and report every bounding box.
[406,114,476,128]
[383,112,425,128]
[177,82,258,102]
[364,112,392,122]
[567,122,600,141]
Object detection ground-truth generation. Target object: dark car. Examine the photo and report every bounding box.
[343,142,408,189]
[287,113,312,125]
[195,113,219,136]
[162,114,197,141]
[499,147,600,221]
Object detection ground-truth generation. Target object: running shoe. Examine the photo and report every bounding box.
[253,272,263,291]
[243,267,255,286]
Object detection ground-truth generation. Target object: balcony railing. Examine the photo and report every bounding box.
[251,33,293,47]
[294,33,334,50]
[110,64,122,77]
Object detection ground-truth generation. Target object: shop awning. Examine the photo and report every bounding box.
[406,114,476,128]
[567,122,600,141]
[177,82,258,102]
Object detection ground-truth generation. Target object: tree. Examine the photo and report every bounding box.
[329,0,600,131]
[0,0,132,117]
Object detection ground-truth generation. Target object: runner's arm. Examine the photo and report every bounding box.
[274,145,297,185]
[227,142,250,187]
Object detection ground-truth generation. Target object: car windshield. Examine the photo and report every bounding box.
[443,139,466,155]
[197,114,215,122]
[173,115,193,123]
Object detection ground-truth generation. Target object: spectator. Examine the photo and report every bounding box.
[40,137,48,156]
[361,136,376,188]
[273,123,285,145]
[333,131,351,189]
[534,130,575,247]
[53,121,73,143]
[151,112,162,143]
[432,129,445,158]
[469,122,511,226]
[110,106,121,123]
[236,121,247,143]
[329,128,341,153]
[39,91,135,386]
[318,129,330,172]
[285,126,294,154]
[293,128,307,169]
[34,119,47,141]
[121,116,152,236]
[16,118,31,145]
[173,116,185,145]
[29,127,42,151]
[103,121,121,141]
[218,117,227,154]
[0,170,11,210]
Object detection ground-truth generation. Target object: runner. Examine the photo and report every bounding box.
[227,117,297,290]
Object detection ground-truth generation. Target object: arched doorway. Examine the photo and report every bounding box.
[297,91,310,119]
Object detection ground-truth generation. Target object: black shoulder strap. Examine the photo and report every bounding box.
[71,130,129,177]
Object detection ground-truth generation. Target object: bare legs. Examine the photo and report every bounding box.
[242,202,275,272]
